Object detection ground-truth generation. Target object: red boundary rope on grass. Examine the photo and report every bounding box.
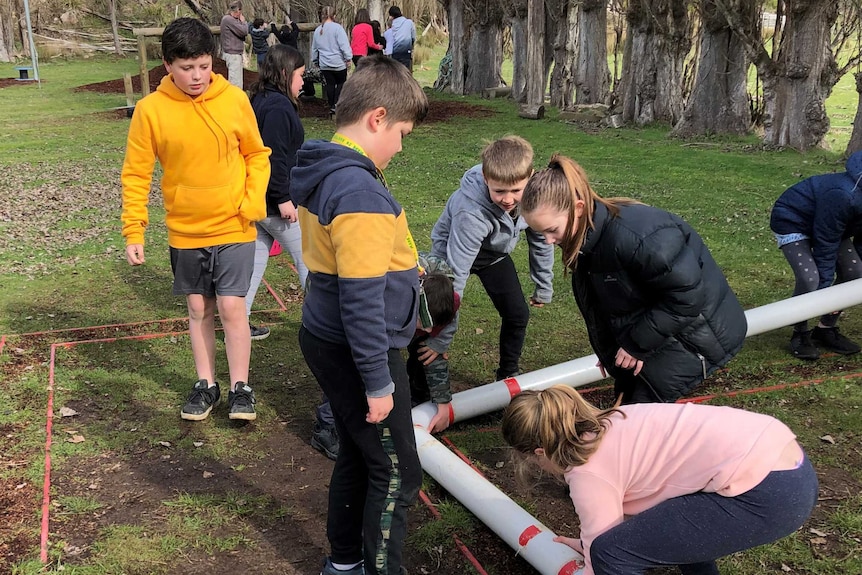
[40,344,57,563]
[7,279,289,338]
[418,490,489,575]
[28,316,860,566]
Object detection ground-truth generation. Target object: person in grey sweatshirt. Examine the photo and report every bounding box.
[311,5,352,118]
[428,136,554,381]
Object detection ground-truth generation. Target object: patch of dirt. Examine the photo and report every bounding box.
[50,434,331,574]
[75,61,497,123]
[0,474,39,572]
[0,78,35,89]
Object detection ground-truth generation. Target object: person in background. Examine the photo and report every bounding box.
[121,17,270,422]
[311,5,352,119]
[368,20,385,55]
[220,1,248,88]
[769,150,862,360]
[350,8,383,66]
[248,17,270,69]
[521,154,747,404]
[382,22,393,57]
[245,45,309,341]
[502,385,818,575]
[271,14,299,49]
[387,6,415,70]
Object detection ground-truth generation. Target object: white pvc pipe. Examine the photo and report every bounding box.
[412,277,862,575]
[415,427,585,574]
[745,277,862,337]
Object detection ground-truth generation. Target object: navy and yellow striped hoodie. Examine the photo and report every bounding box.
[291,140,419,397]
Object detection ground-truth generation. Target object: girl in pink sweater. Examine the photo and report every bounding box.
[502,386,818,575]
[350,8,383,66]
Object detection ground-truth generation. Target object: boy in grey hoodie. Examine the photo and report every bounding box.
[428,136,554,381]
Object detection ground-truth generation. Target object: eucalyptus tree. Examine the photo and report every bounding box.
[671,0,759,137]
[715,0,862,150]
[440,0,506,94]
[572,0,610,105]
[0,0,15,61]
[617,0,691,125]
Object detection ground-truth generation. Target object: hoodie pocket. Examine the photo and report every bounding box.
[168,183,239,237]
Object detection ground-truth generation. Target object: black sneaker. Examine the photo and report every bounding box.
[181,379,220,421]
[228,383,257,420]
[790,330,820,360]
[811,326,861,355]
[249,324,270,340]
[311,421,339,460]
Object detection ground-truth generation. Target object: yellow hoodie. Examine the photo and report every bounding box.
[121,72,271,249]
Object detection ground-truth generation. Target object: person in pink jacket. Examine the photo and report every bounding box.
[350,8,383,66]
[502,385,818,575]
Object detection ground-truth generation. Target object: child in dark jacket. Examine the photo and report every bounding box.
[770,150,862,359]
[244,45,309,340]
[312,254,460,453]
[521,154,747,404]
[291,55,428,575]
[249,18,270,68]
[271,16,299,48]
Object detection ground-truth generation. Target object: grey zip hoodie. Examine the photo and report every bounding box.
[427,164,554,352]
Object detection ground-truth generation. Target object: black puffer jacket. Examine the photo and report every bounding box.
[572,202,747,403]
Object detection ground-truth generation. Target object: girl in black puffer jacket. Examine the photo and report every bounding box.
[522,154,747,403]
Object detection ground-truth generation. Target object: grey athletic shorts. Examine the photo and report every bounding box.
[170,242,255,297]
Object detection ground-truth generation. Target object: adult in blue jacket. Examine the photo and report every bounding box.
[770,150,862,359]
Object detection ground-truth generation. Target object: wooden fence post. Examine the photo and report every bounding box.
[137,35,149,96]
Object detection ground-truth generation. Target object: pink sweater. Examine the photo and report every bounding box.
[351,22,382,57]
[565,403,797,575]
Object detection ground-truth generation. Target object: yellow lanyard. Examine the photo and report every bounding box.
[331,133,423,273]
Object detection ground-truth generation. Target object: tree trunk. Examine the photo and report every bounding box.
[846,72,862,156]
[760,0,837,150]
[17,0,28,58]
[368,0,384,26]
[672,0,755,138]
[444,0,505,94]
[524,0,545,108]
[573,0,609,105]
[548,0,570,108]
[465,21,504,92]
[618,0,690,125]
[0,0,13,62]
[446,0,466,94]
[511,13,527,102]
[108,0,123,56]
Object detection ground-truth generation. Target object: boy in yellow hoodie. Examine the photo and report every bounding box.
[121,17,271,422]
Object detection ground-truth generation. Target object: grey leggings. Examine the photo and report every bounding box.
[780,238,862,332]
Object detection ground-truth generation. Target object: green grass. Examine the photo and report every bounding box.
[2,55,862,574]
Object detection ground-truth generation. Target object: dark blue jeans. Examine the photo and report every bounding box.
[299,326,422,575]
[590,454,818,575]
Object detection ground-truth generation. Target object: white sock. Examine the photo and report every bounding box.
[331,561,361,571]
